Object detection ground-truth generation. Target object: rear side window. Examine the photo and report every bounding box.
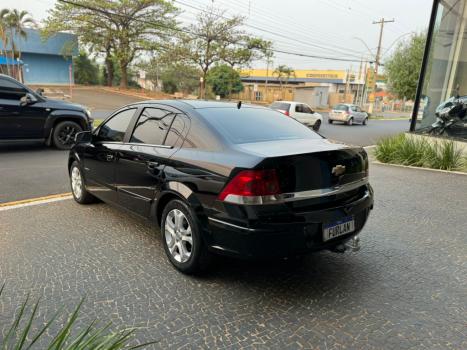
[164,115,187,147]
[334,104,349,111]
[270,102,290,111]
[198,107,321,144]
[97,108,136,142]
[295,104,303,112]
[130,108,174,145]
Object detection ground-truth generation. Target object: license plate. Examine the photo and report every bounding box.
[323,216,355,241]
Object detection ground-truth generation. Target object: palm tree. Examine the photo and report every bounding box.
[0,9,11,75]
[7,9,35,80]
[273,65,295,99]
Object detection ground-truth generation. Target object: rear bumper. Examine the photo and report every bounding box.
[206,187,373,259]
[329,114,350,122]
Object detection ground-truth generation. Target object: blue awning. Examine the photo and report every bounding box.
[0,56,23,65]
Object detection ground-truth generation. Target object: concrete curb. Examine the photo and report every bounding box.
[98,87,153,100]
[372,161,467,176]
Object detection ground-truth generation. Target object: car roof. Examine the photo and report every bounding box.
[125,99,266,111]
[272,100,295,104]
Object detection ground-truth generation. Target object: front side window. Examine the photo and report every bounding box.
[295,104,303,113]
[130,108,174,145]
[302,105,313,113]
[0,78,27,101]
[97,108,136,142]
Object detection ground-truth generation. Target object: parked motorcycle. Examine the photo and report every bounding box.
[428,94,467,136]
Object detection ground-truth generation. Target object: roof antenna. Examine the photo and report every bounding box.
[237,100,242,109]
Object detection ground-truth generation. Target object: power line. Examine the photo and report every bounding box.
[57,0,373,64]
[174,0,369,60]
[212,0,372,57]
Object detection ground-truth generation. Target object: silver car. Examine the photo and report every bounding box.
[329,104,368,126]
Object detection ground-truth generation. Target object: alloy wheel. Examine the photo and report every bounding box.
[164,209,193,263]
[71,166,83,199]
[57,125,78,146]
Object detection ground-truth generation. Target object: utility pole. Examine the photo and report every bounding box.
[373,18,394,77]
[370,18,394,112]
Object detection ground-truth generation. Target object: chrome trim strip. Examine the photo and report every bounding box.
[223,177,369,205]
[208,217,259,232]
[125,142,173,149]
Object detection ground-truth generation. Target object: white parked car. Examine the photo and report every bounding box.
[270,101,323,131]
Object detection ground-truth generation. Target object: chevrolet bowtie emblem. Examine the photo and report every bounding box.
[332,164,346,176]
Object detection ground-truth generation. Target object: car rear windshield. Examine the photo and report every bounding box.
[333,104,349,111]
[270,102,290,111]
[198,107,321,144]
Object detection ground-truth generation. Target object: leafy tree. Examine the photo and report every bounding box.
[74,51,99,84]
[43,0,179,88]
[160,63,200,94]
[273,65,295,98]
[173,6,246,98]
[0,8,34,79]
[384,32,426,100]
[206,64,243,98]
[221,37,273,69]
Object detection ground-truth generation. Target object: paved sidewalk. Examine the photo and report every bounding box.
[1,164,466,349]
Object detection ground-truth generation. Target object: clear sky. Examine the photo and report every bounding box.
[2,0,433,71]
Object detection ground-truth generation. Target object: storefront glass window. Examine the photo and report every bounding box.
[416,0,467,139]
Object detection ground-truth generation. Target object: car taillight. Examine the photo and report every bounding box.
[277,109,289,116]
[218,169,282,204]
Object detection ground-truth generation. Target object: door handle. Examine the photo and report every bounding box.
[106,154,114,161]
[147,161,159,169]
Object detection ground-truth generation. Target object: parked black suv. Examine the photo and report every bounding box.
[0,74,93,149]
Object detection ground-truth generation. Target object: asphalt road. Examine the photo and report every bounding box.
[1,164,466,349]
[319,113,409,146]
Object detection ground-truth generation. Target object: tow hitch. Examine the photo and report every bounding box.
[330,235,361,253]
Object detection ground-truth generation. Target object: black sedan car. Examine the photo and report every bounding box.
[69,100,373,273]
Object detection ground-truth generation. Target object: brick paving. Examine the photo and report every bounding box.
[0,164,466,349]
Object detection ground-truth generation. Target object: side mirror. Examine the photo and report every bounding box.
[20,93,37,106]
[74,130,92,144]
[36,88,44,96]
[310,109,315,114]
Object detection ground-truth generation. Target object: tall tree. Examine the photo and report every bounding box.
[6,9,34,78]
[384,32,426,100]
[0,9,11,75]
[221,37,273,69]
[44,0,179,88]
[174,7,245,98]
[273,65,295,98]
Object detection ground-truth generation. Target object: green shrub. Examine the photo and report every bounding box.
[375,134,465,171]
[0,285,155,349]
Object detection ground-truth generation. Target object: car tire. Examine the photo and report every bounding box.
[313,119,321,131]
[161,199,211,274]
[347,118,353,126]
[328,119,333,124]
[53,121,83,150]
[363,118,368,125]
[70,161,97,204]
